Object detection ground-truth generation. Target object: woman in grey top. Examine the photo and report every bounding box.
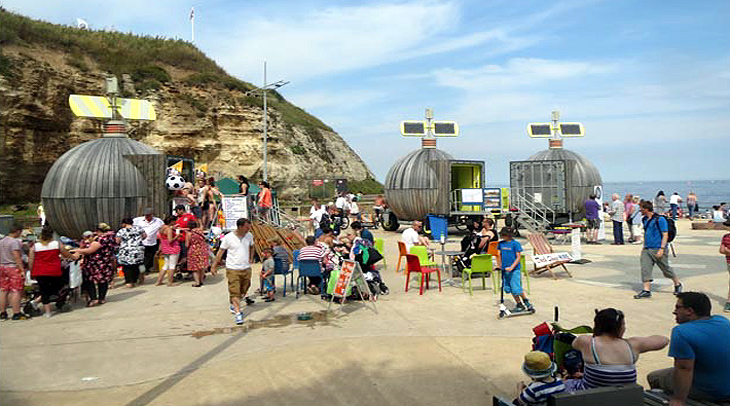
[654,191,667,215]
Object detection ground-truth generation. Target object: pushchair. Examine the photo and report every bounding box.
[22,259,74,316]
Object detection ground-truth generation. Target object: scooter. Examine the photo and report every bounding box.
[497,268,535,319]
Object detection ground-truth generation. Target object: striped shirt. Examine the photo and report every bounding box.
[519,379,566,406]
[572,337,637,390]
[297,245,325,262]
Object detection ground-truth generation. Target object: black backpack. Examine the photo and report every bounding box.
[649,214,677,243]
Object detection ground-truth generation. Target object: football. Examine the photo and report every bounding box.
[165,175,185,190]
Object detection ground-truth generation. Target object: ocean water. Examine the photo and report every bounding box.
[603,180,730,210]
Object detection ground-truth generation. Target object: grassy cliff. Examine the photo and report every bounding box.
[0,8,332,133]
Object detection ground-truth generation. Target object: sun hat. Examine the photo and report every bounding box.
[82,230,93,238]
[522,351,557,379]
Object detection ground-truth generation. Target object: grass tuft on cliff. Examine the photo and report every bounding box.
[0,8,332,132]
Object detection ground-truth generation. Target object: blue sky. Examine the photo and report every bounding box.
[4,0,729,184]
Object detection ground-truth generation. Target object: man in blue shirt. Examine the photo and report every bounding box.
[497,228,533,312]
[634,200,683,299]
[584,194,601,244]
[648,292,730,405]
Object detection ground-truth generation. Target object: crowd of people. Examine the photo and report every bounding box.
[211,215,385,325]
[0,202,215,320]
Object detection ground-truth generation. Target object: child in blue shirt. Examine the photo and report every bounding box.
[497,227,533,312]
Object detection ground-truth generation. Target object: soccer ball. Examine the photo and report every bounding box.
[166,175,185,190]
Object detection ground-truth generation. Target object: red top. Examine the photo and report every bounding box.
[175,213,196,229]
[32,241,62,277]
[723,234,730,264]
[259,187,272,208]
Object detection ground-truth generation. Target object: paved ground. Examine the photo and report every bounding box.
[2,220,729,406]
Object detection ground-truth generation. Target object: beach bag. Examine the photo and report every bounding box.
[69,261,82,289]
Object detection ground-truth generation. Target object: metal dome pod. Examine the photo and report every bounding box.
[41,76,165,238]
[41,123,163,238]
[510,111,603,225]
[385,146,454,221]
[527,147,602,215]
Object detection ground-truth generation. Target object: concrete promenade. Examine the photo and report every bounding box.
[2,220,729,406]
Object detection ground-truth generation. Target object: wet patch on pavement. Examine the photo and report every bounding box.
[191,310,335,339]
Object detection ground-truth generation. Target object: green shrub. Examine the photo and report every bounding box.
[290,144,306,155]
[137,78,161,93]
[132,65,170,83]
[348,177,384,195]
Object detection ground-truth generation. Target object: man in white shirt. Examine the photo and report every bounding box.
[335,193,347,217]
[309,199,326,231]
[133,208,164,275]
[669,192,682,221]
[211,217,254,325]
[402,220,430,253]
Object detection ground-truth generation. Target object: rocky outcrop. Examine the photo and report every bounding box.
[0,45,373,203]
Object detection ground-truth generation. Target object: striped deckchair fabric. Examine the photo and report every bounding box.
[526,233,572,279]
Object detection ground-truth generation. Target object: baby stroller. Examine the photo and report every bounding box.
[22,259,74,316]
[353,244,389,297]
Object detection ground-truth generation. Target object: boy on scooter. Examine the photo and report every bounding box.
[497,227,534,312]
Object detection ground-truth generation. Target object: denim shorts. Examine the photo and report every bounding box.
[503,269,523,295]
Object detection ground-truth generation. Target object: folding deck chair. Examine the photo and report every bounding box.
[526,233,572,279]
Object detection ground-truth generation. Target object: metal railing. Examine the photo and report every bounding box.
[511,190,556,233]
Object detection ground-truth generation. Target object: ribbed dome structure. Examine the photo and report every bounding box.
[385,147,453,221]
[528,148,602,215]
[41,129,162,238]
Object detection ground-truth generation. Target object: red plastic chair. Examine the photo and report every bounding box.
[404,254,441,295]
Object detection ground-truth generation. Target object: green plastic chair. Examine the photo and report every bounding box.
[409,245,438,268]
[461,254,492,295]
[494,254,531,295]
[374,238,386,270]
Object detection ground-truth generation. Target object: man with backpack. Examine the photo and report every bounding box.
[634,200,683,299]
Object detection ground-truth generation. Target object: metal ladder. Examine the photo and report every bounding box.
[511,190,555,234]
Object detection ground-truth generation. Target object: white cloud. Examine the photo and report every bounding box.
[205,1,544,83]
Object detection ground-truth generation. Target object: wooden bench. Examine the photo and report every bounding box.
[493,386,730,406]
[644,389,730,406]
[493,384,643,406]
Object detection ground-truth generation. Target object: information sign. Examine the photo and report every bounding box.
[532,252,573,268]
[221,196,248,231]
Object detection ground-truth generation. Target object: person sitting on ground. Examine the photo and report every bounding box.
[565,308,669,392]
[648,292,730,405]
[260,248,276,302]
[29,225,73,318]
[720,221,730,313]
[350,221,373,245]
[298,235,326,294]
[712,205,726,223]
[515,351,566,406]
[401,220,430,253]
[496,227,533,312]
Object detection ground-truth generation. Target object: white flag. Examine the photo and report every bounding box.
[76,18,88,29]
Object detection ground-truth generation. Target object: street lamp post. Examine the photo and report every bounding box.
[246,61,289,183]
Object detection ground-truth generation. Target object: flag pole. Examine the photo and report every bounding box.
[190,7,195,43]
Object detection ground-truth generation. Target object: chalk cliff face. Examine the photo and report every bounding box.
[0,45,373,203]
